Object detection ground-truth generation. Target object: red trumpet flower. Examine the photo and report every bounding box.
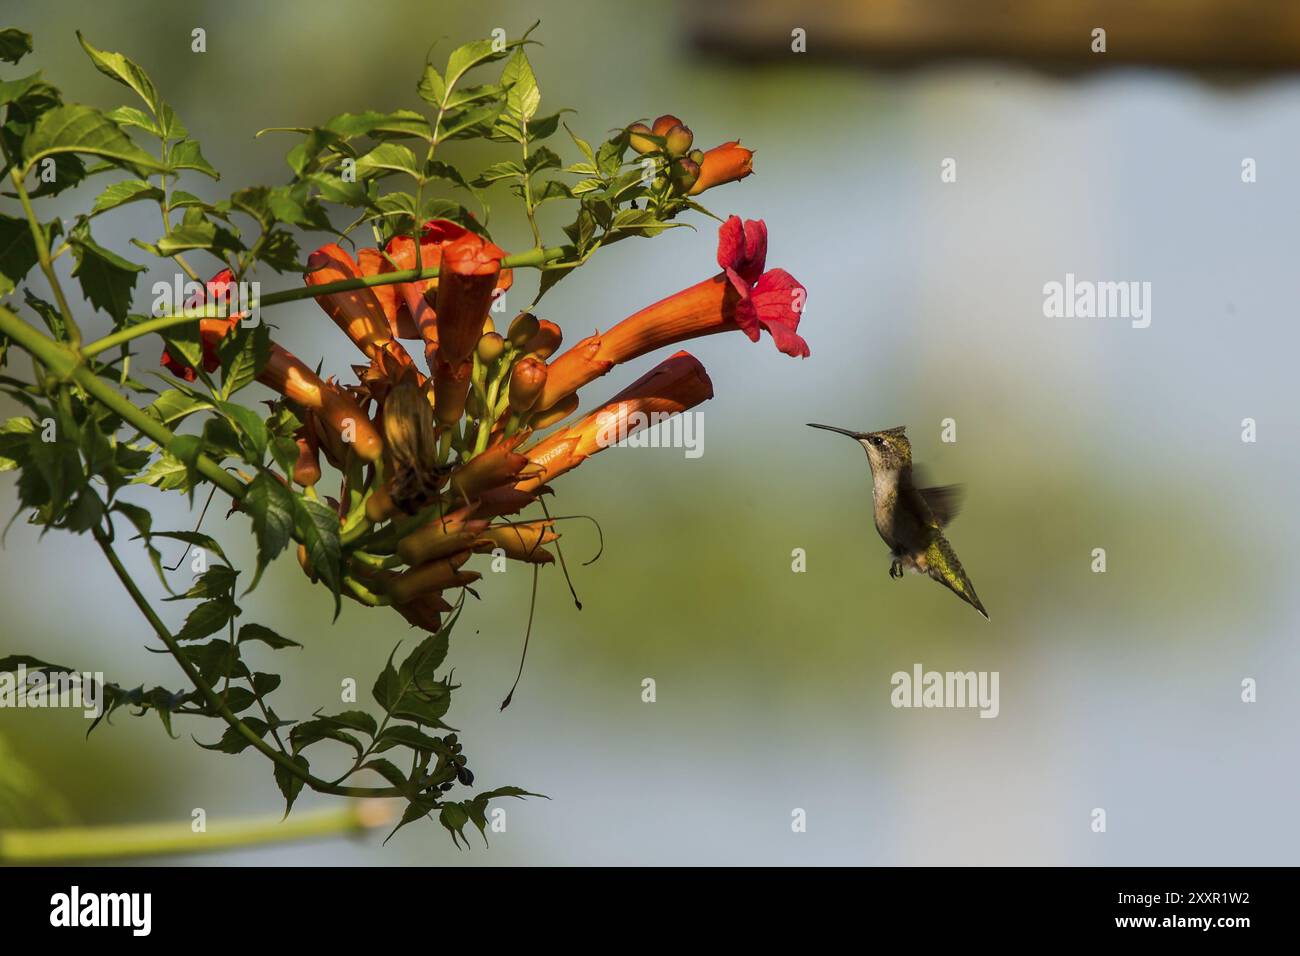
[159,269,244,380]
[536,217,806,410]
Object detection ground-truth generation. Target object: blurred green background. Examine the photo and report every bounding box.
[1,0,1296,865]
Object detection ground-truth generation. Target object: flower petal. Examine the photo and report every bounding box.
[750,268,809,358]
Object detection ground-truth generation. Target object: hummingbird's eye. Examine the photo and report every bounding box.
[867,436,882,446]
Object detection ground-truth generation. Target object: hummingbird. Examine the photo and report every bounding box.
[807,423,989,619]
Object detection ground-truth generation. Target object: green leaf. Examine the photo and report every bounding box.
[76,32,161,116]
[320,710,378,737]
[0,212,39,297]
[91,178,165,216]
[317,109,431,140]
[439,96,506,140]
[416,64,446,106]
[289,719,363,758]
[501,48,540,124]
[198,718,267,754]
[242,472,294,590]
[150,529,231,566]
[237,622,300,649]
[445,38,512,92]
[355,142,421,181]
[175,597,239,642]
[69,228,146,323]
[216,322,270,399]
[168,139,218,179]
[371,644,401,712]
[0,416,35,472]
[293,495,343,614]
[146,389,211,427]
[153,211,241,257]
[22,104,166,176]
[373,724,442,754]
[439,802,472,847]
[214,398,268,463]
[163,563,238,601]
[104,105,159,137]
[0,28,33,64]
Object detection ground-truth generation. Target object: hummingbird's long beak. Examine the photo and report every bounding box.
[806,422,865,440]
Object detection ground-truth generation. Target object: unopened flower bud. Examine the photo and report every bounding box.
[507,312,540,348]
[688,141,755,195]
[529,393,579,429]
[524,319,562,359]
[688,148,705,165]
[292,435,321,487]
[651,114,683,137]
[477,331,506,363]
[628,122,656,154]
[664,124,693,157]
[670,157,700,192]
[508,356,548,412]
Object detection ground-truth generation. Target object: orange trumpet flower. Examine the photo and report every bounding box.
[518,350,713,492]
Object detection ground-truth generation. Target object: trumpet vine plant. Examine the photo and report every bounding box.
[0,23,808,846]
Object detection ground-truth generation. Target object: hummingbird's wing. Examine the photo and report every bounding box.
[919,484,963,528]
[922,533,989,620]
[908,466,964,527]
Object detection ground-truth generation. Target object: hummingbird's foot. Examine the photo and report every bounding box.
[889,558,903,579]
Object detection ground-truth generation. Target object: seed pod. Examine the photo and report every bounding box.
[508,356,548,413]
[507,312,540,348]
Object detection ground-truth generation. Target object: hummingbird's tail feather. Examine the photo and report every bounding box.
[923,534,989,620]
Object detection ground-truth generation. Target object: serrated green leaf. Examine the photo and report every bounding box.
[501,48,540,123]
[175,596,239,642]
[242,472,294,591]
[237,622,300,649]
[0,416,35,472]
[146,389,211,426]
[68,229,146,323]
[91,178,165,216]
[0,28,33,65]
[168,139,218,179]
[22,103,166,176]
[293,495,342,614]
[0,213,39,297]
[355,142,421,181]
[76,32,160,116]
[216,322,269,399]
[417,64,446,106]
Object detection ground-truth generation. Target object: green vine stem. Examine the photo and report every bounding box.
[0,304,246,501]
[10,168,83,349]
[92,525,406,800]
[0,802,395,862]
